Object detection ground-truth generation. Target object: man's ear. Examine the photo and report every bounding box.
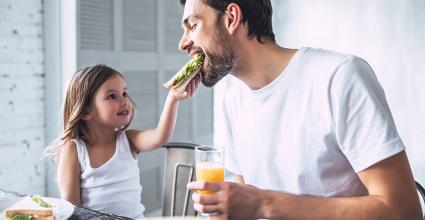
[224,3,243,35]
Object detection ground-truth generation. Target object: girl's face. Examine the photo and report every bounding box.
[86,74,133,128]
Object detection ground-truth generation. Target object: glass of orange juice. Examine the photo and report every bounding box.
[195,145,224,195]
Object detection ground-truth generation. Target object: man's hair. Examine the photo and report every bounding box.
[180,0,275,43]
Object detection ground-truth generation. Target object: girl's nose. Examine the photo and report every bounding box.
[121,96,128,106]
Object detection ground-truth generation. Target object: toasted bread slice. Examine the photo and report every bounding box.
[4,196,54,220]
[163,53,204,94]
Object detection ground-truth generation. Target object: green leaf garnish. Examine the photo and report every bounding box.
[173,53,205,86]
[31,195,53,208]
[6,214,33,220]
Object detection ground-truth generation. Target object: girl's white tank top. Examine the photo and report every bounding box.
[74,131,145,219]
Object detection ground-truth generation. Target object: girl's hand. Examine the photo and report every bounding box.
[172,74,201,100]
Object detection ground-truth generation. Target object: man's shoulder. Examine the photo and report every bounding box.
[295,47,370,79]
[301,47,359,66]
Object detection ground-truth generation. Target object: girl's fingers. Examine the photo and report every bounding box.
[174,75,202,99]
[194,80,199,91]
[190,80,196,96]
[187,82,193,97]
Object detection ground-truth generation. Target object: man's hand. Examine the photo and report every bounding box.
[187,181,265,220]
[187,153,422,220]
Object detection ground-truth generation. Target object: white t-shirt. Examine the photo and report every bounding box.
[74,131,145,219]
[218,47,405,197]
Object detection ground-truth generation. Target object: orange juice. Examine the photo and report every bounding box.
[196,163,224,195]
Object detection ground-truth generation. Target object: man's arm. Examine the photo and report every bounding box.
[189,151,422,220]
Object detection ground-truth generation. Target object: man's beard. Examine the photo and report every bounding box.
[201,28,235,87]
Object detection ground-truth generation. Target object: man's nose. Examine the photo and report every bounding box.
[178,32,193,52]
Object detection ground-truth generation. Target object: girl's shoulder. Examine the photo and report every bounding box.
[59,140,78,157]
[56,140,81,168]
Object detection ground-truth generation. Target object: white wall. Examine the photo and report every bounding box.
[270,0,425,183]
[0,0,45,194]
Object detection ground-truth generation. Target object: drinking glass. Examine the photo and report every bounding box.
[195,145,224,195]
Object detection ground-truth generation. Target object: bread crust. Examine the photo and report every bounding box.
[3,197,54,220]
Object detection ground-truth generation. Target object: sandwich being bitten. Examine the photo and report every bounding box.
[3,196,55,220]
[163,52,205,94]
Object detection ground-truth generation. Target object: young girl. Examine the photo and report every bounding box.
[45,64,199,219]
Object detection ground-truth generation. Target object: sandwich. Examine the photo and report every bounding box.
[163,52,205,94]
[3,196,55,220]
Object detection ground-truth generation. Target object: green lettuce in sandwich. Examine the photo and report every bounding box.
[163,53,205,93]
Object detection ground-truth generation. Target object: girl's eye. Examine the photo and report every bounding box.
[189,24,197,32]
[107,94,116,100]
[123,92,128,97]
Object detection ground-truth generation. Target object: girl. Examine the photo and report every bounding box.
[45,64,199,219]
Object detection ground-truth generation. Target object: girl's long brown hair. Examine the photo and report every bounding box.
[44,64,134,164]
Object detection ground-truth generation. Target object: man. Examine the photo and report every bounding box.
[178,0,422,219]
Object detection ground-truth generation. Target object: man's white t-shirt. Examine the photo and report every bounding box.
[218,47,405,196]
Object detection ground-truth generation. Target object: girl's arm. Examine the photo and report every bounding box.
[127,75,200,152]
[57,141,81,206]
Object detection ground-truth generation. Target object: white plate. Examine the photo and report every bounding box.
[0,197,74,220]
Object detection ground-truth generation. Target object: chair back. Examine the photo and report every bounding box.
[161,142,198,217]
[416,181,425,219]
